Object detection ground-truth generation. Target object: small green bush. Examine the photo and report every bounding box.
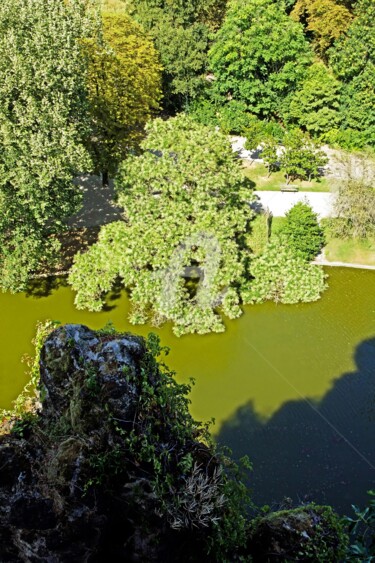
[279,202,325,261]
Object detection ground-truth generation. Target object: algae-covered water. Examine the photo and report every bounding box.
[1,268,374,513]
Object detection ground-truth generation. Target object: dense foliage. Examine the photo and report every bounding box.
[330,153,375,238]
[328,0,375,148]
[243,240,327,304]
[84,11,162,182]
[0,0,97,291]
[279,202,325,260]
[124,0,227,112]
[209,0,313,119]
[70,116,255,336]
[280,130,328,182]
[287,63,342,137]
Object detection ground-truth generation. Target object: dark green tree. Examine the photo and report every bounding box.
[209,0,313,119]
[279,202,325,260]
[287,62,342,138]
[329,0,375,147]
[124,0,227,112]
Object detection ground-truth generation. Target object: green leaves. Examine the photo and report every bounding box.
[287,63,342,138]
[209,0,313,118]
[83,11,162,177]
[0,0,97,291]
[243,239,327,305]
[70,115,255,335]
[279,201,325,261]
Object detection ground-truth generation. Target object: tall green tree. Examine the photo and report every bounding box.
[69,115,255,336]
[329,0,375,147]
[123,0,227,111]
[209,0,313,119]
[287,62,342,137]
[84,11,162,184]
[0,0,97,291]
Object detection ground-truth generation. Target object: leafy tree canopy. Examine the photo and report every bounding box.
[69,115,256,336]
[330,153,375,238]
[287,62,342,137]
[242,240,327,304]
[279,201,325,260]
[83,10,162,181]
[280,129,328,182]
[209,0,313,118]
[328,0,375,147]
[0,0,98,291]
[291,0,352,58]
[121,0,227,111]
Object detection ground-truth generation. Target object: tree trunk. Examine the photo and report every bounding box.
[102,170,109,187]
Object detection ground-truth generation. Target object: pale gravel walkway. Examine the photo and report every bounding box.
[67,174,124,229]
[312,259,375,270]
[252,191,335,218]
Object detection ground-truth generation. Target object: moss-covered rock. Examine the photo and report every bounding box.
[247,504,348,562]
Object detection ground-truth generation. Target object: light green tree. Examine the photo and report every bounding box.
[280,130,328,182]
[287,62,342,138]
[209,0,313,119]
[242,240,327,304]
[0,0,98,291]
[69,115,256,336]
[329,0,375,147]
[262,140,280,177]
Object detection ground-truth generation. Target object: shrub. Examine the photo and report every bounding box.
[279,202,325,261]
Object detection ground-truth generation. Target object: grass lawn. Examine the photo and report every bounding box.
[242,161,331,192]
[324,236,375,265]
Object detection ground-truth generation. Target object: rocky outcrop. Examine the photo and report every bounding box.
[0,325,222,562]
[0,324,348,562]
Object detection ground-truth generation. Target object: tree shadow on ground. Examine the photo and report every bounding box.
[216,337,375,515]
[25,276,68,299]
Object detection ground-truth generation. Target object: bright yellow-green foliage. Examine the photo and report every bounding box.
[291,0,352,58]
[84,11,162,176]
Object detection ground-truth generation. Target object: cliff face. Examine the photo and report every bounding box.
[0,324,348,562]
[0,325,222,562]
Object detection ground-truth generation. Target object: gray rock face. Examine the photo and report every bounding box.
[0,325,218,562]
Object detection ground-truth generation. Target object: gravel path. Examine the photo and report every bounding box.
[67,174,124,229]
[252,190,334,218]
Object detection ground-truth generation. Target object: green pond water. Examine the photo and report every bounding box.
[1,267,374,513]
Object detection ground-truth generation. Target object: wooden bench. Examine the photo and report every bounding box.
[280,185,299,192]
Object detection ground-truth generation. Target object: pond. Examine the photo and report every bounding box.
[1,267,374,514]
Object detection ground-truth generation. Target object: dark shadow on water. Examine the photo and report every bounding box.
[216,338,375,515]
[102,277,124,312]
[25,276,68,299]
